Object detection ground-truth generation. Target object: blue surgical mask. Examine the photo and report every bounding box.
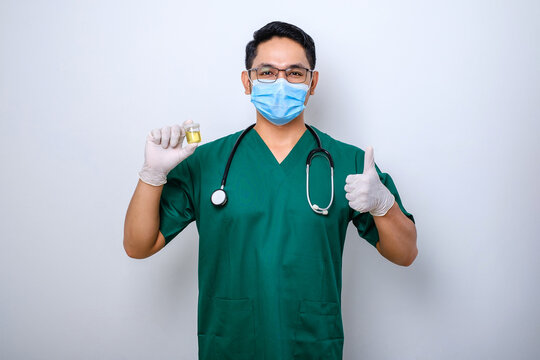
[250,78,309,126]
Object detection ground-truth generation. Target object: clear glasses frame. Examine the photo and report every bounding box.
[247,65,314,84]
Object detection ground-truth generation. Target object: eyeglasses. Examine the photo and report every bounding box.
[247,65,313,84]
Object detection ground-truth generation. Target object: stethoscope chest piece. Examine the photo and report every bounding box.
[211,188,228,207]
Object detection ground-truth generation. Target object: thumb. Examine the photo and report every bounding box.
[181,142,198,158]
[363,146,375,173]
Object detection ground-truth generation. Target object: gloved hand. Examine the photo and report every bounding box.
[138,120,198,186]
[344,146,395,216]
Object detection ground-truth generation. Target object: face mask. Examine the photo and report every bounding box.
[250,78,309,126]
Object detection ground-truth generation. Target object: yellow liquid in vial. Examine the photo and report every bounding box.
[186,130,201,144]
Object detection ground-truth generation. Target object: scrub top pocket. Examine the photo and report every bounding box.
[293,299,344,360]
[211,297,256,360]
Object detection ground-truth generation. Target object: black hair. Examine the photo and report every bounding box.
[245,21,316,70]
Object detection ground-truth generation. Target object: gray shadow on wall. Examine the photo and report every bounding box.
[341,224,436,356]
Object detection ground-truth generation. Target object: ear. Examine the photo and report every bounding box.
[241,71,252,95]
[309,71,319,95]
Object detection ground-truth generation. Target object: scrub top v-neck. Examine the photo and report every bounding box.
[249,127,312,167]
[159,126,414,360]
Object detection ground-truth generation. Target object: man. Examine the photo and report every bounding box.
[124,21,417,360]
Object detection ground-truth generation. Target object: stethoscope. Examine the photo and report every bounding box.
[210,124,334,215]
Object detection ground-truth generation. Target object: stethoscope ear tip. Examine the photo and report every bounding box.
[311,204,329,216]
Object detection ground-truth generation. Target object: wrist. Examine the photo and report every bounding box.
[139,164,168,186]
[370,190,395,217]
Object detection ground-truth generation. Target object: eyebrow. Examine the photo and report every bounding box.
[255,62,310,69]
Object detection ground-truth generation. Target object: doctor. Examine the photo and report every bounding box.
[124,21,417,360]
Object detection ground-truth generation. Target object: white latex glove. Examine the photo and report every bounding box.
[138,120,198,186]
[344,146,395,216]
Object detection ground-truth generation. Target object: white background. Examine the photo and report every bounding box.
[1,0,539,359]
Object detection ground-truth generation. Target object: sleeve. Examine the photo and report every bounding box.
[158,157,197,246]
[352,151,415,248]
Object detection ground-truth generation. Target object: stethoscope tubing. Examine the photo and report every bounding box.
[211,123,335,215]
[220,123,256,188]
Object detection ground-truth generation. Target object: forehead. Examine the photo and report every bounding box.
[252,36,309,68]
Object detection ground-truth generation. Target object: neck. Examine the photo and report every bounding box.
[253,112,307,148]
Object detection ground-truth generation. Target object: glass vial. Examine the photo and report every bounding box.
[184,122,201,144]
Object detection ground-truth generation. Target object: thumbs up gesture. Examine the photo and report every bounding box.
[344,146,395,216]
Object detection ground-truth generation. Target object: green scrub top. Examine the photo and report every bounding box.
[159,126,414,360]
